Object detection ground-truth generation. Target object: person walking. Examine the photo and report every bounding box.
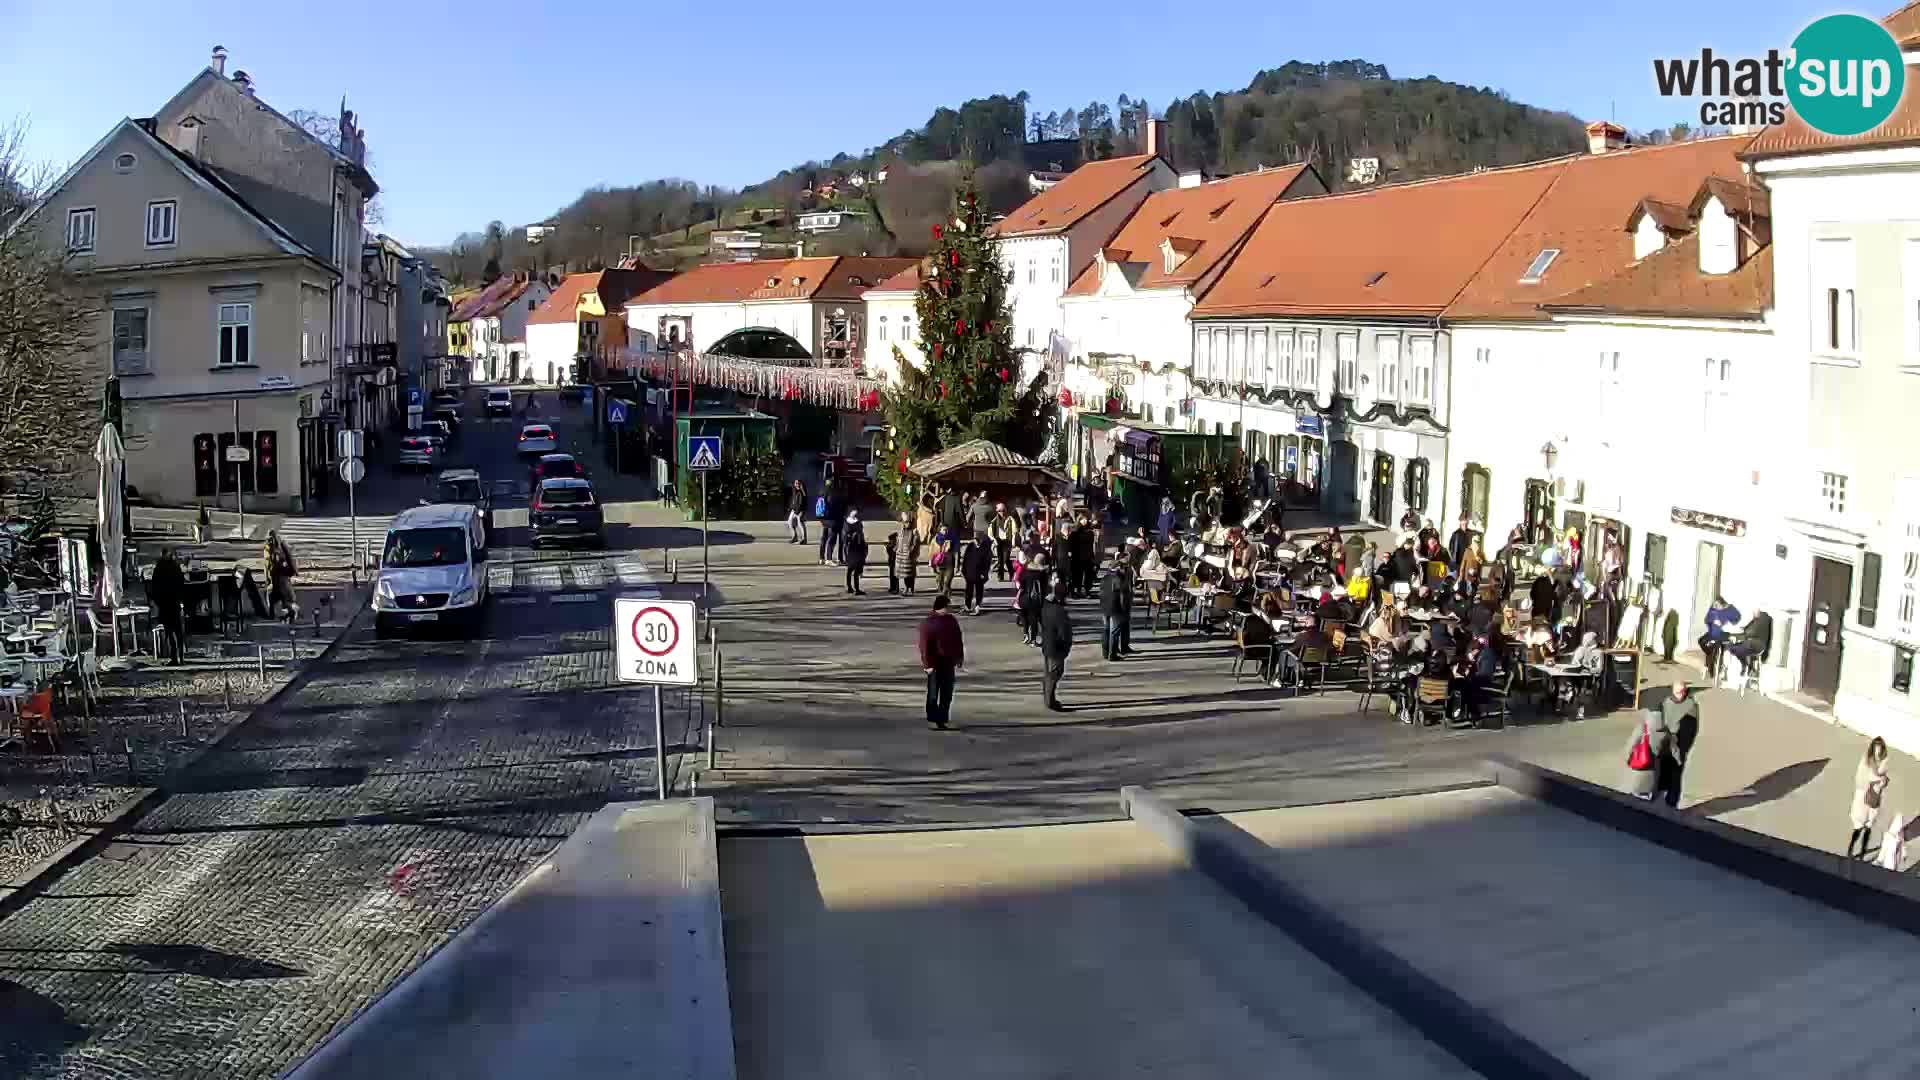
[960,530,991,615]
[262,530,298,621]
[1157,497,1178,546]
[818,487,844,566]
[842,510,869,595]
[1622,706,1674,802]
[785,480,810,545]
[989,503,1015,582]
[1040,580,1074,711]
[1071,512,1098,597]
[967,489,994,545]
[1100,555,1129,661]
[1447,514,1475,569]
[1849,737,1893,859]
[1018,553,1051,646]
[931,523,957,597]
[1658,681,1700,808]
[893,511,922,596]
[149,547,187,665]
[916,594,965,729]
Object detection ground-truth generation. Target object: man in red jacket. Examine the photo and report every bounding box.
[917,594,965,729]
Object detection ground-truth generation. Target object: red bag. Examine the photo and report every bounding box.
[1627,720,1654,772]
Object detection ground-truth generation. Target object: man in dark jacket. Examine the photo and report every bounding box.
[916,595,965,729]
[819,487,845,566]
[1445,514,1472,568]
[1388,537,1420,584]
[1529,573,1558,626]
[786,481,810,545]
[1070,513,1098,596]
[1100,556,1130,661]
[1018,553,1051,646]
[1040,581,1074,710]
[1657,681,1700,808]
[150,548,187,665]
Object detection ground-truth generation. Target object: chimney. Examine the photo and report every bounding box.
[1144,117,1167,160]
[1585,120,1627,154]
[232,70,254,96]
[210,45,227,77]
[1177,171,1205,189]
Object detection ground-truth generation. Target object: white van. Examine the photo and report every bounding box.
[373,503,491,638]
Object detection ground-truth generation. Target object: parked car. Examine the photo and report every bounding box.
[430,390,462,409]
[397,435,440,470]
[430,407,462,443]
[530,477,604,548]
[486,388,514,417]
[517,423,556,458]
[428,468,493,533]
[373,503,492,637]
[530,452,587,488]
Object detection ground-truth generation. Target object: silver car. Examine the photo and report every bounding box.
[397,435,439,470]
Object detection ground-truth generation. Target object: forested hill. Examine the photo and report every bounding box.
[423,60,1600,283]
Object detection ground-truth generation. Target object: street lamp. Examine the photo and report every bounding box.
[320,386,334,417]
[1540,441,1558,472]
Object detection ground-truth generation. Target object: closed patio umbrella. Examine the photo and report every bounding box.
[94,422,126,610]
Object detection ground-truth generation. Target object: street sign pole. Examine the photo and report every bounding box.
[653,684,665,800]
[348,451,359,585]
[233,398,245,539]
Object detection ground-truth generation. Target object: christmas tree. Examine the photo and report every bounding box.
[876,179,1057,511]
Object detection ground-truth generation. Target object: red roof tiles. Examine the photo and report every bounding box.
[1743,4,1920,159]
[529,273,596,324]
[988,153,1161,237]
[1065,165,1315,298]
[1542,234,1771,320]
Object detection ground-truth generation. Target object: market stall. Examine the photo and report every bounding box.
[1075,415,1236,528]
[906,440,1066,536]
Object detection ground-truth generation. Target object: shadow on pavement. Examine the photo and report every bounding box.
[1688,758,1830,819]
[176,766,372,794]
[0,978,87,1065]
[102,943,305,980]
[607,523,757,551]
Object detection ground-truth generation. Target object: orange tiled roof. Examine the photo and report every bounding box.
[1542,234,1771,320]
[1692,176,1769,220]
[529,272,597,324]
[1065,165,1313,298]
[987,153,1159,237]
[864,264,920,294]
[1444,135,1751,321]
[1629,197,1695,234]
[1744,4,1920,158]
[1192,161,1566,318]
[449,276,532,321]
[626,259,809,306]
[810,256,918,301]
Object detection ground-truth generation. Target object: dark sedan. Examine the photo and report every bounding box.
[530,477,604,548]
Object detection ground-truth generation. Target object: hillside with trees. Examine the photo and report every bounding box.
[422,59,1614,284]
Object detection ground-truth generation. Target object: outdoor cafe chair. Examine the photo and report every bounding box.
[1413,676,1453,727]
[16,688,56,753]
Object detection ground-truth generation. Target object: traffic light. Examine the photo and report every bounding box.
[193,433,217,497]
[254,430,278,494]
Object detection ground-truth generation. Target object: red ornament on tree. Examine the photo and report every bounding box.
[932,343,942,361]
[939,381,947,398]
[999,368,1010,381]
[932,224,942,239]
[949,251,958,267]
[987,321,995,334]
[955,320,966,336]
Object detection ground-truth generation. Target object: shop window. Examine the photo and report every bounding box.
[1403,457,1429,514]
[1859,551,1882,629]
[1644,533,1669,587]
[1895,645,1915,695]
[1524,479,1555,542]
[192,433,218,498]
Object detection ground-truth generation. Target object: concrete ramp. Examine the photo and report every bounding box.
[284,799,735,1080]
[719,819,1473,1080]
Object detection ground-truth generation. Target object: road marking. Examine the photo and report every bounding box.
[613,561,652,585]
[569,562,605,589]
[550,592,603,604]
[497,596,537,606]
[527,566,562,591]
[487,565,514,591]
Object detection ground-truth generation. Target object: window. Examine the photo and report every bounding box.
[1273,331,1293,386]
[1026,259,1035,284]
[1408,337,1433,403]
[1813,238,1856,355]
[1049,255,1061,284]
[1336,333,1357,394]
[1377,336,1401,400]
[877,315,888,342]
[1404,456,1430,512]
[218,302,253,366]
[1895,646,1914,695]
[1908,240,1920,366]
[1474,346,1492,366]
[1899,484,1920,639]
[1701,357,1732,429]
[902,314,913,339]
[111,307,149,375]
[1195,328,1212,378]
[1860,552,1883,629]
[66,208,95,253]
[1644,533,1669,586]
[1250,330,1268,386]
[1026,328,1034,347]
[145,200,176,247]
[1228,328,1245,383]
[1594,351,1622,425]
[1461,464,1491,529]
[1519,249,1560,283]
[1298,331,1319,388]
[1820,471,1848,515]
[1212,329,1230,380]
[112,152,137,173]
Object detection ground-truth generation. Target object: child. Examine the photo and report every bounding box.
[885,530,901,594]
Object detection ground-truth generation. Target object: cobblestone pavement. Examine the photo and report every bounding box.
[0,410,703,1080]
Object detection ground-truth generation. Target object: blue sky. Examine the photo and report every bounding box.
[1,0,1824,248]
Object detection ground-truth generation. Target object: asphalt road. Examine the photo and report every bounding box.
[0,395,702,1080]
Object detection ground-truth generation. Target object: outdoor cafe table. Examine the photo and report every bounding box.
[1529,663,1597,717]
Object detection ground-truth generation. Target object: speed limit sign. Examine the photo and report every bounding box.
[613,598,696,685]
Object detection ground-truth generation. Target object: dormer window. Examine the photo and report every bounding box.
[113,153,137,173]
[1519,248,1560,284]
[849,275,864,286]
[766,277,779,288]
[791,276,804,287]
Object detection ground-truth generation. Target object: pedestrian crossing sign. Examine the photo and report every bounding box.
[688,435,722,471]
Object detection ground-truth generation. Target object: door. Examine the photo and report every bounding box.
[1802,556,1853,702]
[1368,452,1394,525]
[1524,480,1555,543]
[1689,541,1723,648]
[1328,440,1359,514]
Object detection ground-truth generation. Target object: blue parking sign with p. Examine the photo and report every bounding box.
[688,435,721,471]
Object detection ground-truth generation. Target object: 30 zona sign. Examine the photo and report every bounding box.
[613,597,697,685]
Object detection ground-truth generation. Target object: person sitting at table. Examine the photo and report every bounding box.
[1459,634,1502,724]
[1317,589,1354,625]
[150,548,187,665]
[1571,629,1605,675]
[1365,601,1409,650]
[1261,518,1285,551]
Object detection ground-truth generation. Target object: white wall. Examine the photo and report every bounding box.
[624,301,752,354]
[863,291,919,384]
[526,322,576,385]
[999,234,1068,360]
